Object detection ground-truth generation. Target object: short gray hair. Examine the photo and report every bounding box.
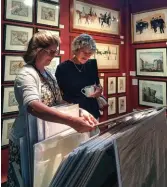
[71,34,96,54]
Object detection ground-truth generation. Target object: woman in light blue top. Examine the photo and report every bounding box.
[7,31,98,187]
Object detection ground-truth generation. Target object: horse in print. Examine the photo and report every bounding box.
[99,12,112,27]
[76,9,97,24]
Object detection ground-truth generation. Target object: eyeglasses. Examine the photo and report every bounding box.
[42,48,59,56]
[80,50,94,56]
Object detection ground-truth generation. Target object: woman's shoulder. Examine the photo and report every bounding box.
[86,59,97,68]
[57,60,73,70]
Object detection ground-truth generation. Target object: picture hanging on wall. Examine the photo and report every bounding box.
[2,86,19,114]
[117,77,126,93]
[4,24,33,52]
[131,8,167,43]
[99,78,104,94]
[139,80,167,107]
[45,56,61,76]
[118,96,126,114]
[108,97,116,115]
[108,77,116,94]
[91,42,119,71]
[136,48,167,77]
[36,0,60,27]
[70,0,120,36]
[2,55,25,83]
[5,0,34,23]
[2,117,15,148]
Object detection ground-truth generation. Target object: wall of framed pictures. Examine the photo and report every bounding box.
[129,0,167,113]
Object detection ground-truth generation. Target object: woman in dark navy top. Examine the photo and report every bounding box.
[55,34,102,119]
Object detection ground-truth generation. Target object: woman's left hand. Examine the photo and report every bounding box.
[89,85,102,98]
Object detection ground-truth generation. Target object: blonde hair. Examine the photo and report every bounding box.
[23,31,60,64]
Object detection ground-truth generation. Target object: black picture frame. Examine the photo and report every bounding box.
[3,24,34,52]
[36,0,60,28]
[4,0,34,24]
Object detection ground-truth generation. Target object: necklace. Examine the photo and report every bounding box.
[71,59,84,72]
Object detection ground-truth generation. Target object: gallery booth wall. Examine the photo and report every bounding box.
[1,0,167,183]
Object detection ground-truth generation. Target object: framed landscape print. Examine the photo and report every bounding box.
[132,8,167,43]
[36,0,60,27]
[2,55,25,83]
[5,0,33,23]
[91,42,119,70]
[71,0,120,36]
[2,117,15,148]
[45,56,61,76]
[117,77,126,93]
[2,86,19,114]
[108,77,116,94]
[118,96,126,114]
[139,80,167,107]
[136,48,167,77]
[108,97,116,115]
[4,24,33,51]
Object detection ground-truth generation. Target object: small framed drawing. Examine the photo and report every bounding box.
[5,0,33,23]
[139,80,167,107]
[117,77,126,93]
[136,48,167,77]
[45,56,61,76]
[99,78,104,94]
[4,24,33,52]
[108,97,116,115]
[36,0,60,27]
[2,55,25,83]
[118,96,126,114]
[108,77,116,94]
[2,86,19,114]
[91,42,119,71]
[70,0,120,37]
[131,8,167,43]
[2,117,15,148]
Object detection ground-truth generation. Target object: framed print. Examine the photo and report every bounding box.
[132,8,167,43]
[2,117,15,148]
[45,56,61,76]
[136,48,167,77]
[2,55,25,83]
[4,24,33,52]
[117,77,126,93]
[99,78,104,94]
[118,96,126,114]
[108,97,116,115]
[139,80,167,107]
[36,0,60,27]
[108,77,116,94]
[71,0,120,36]
[2,86,19,114]
[91,42,119,70]
[5,0,33,23]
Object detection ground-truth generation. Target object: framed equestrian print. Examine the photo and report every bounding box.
[36,0,60,27]
[138,80,166,107]
[118,96,126,114]
[131,8,167,43]
[4,24,33,52]
[136,48,167,77]
[2,117,16,148]
[2,86,19,115]
[5,0,34,23]
[70,0,120,36]
[2,55,25,83]
[91,41,120,71]
[108,97,116,115]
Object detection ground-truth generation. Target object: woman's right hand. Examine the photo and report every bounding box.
[69,116,97,133]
